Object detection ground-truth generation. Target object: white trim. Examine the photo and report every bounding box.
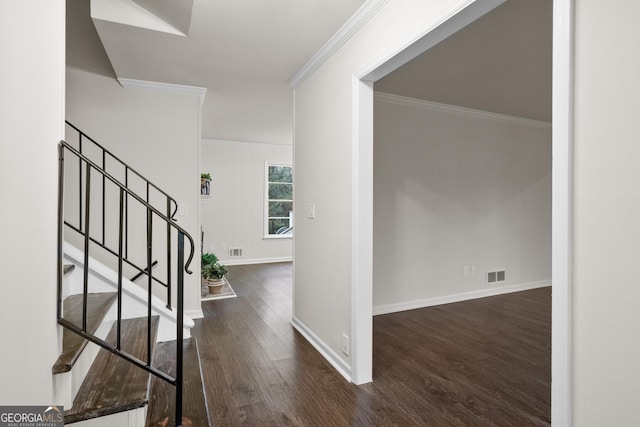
[118,77,207,100]
[288,0,389,88]
[373,281,551,316]
[351,0,506,388]
[375,92,552,129]
[202,137,292,149]
[351,77,374,385]
[291,317,352,382]
[551,0,574,425]
[222,256,293,266]
[196,69,205,326]
[355,0,506,82]
[263,235,293,240]
[184,309,204,320]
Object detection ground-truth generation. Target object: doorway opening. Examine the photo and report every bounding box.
[351,0,573,424]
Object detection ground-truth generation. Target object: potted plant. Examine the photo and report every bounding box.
[202,262,227,294]
[201,173,211,195]
[202,252,218,267]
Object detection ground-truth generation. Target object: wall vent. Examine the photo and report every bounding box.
[229,248,243,257]
[487,269,506,284]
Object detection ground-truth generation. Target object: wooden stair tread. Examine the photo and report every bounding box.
[146,338,210,427]
[64,316,159,424]
[53,292,117,374]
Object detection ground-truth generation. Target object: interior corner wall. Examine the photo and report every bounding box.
[0,0,65,404]
[373,95,551,312]
[573,1,640,425]
[200,139,292,264]
[65,67,202,317]
[293,0,486,374]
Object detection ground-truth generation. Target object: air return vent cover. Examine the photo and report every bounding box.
[229,248,243,257]
[487,269,506,284]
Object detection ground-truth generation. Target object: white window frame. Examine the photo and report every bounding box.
[264,162,293,239]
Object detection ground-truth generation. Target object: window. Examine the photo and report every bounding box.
[265,164,293,238]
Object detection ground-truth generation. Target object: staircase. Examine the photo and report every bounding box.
[56,123,209,426]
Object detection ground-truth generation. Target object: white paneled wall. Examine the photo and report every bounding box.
[201,139,292,265]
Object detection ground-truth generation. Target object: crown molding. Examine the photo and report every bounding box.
[118,77,207,98]
[375,92,552,129]
[288,0,389,89]
[202,137,292,149]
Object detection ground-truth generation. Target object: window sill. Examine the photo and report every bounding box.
[263,235,293,240]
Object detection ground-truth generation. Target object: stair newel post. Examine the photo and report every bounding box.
[117,188,125,350]
[147,206,153,367]
[57,143,65,320]
[176,231,185,427]
[82,163,92,332]
[125,167,129,260]
[166,198,172,309]
[101,150,106,246]
[78,134,83,230]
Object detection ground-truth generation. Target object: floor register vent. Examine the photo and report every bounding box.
[487,269,506,284]
[229,248,243,257]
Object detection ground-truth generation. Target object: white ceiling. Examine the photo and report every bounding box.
[66,0,366,145]
[376,0,552,122]
[66,0,552,146]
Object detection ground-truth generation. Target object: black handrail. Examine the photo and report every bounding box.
[65,121,179,218]
[65,121,180,291]
[57,133,194,426]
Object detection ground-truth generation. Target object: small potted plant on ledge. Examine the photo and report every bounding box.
[202,252,218,267]
[202,262,227,294]
[202,252,227,295]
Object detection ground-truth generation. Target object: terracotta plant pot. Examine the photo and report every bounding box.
[207,278,224,294]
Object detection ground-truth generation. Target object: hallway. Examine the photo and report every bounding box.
[192,263,550,426]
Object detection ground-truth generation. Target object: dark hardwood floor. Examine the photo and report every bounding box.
[192,263,550,426]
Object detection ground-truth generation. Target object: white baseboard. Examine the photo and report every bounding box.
[291,317,352,382]
[185,308,204,320]
[222,256,292,266]
[373,280,551,316]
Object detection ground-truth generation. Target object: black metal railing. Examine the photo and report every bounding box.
[57,128,195,426]
[64,121,178,305]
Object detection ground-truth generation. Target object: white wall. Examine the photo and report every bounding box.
[373,93,551,313]
[573,1,640,425]
[293,0,494,377]
[296,0,640,422]
[201,139,292,265]
[65,68,203,318]
[0,0,65,404]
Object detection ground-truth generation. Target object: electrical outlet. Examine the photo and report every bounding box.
[463,265,470,276]
[341,333,349,356]
[179,203,188,216]
[210,243,215,251]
